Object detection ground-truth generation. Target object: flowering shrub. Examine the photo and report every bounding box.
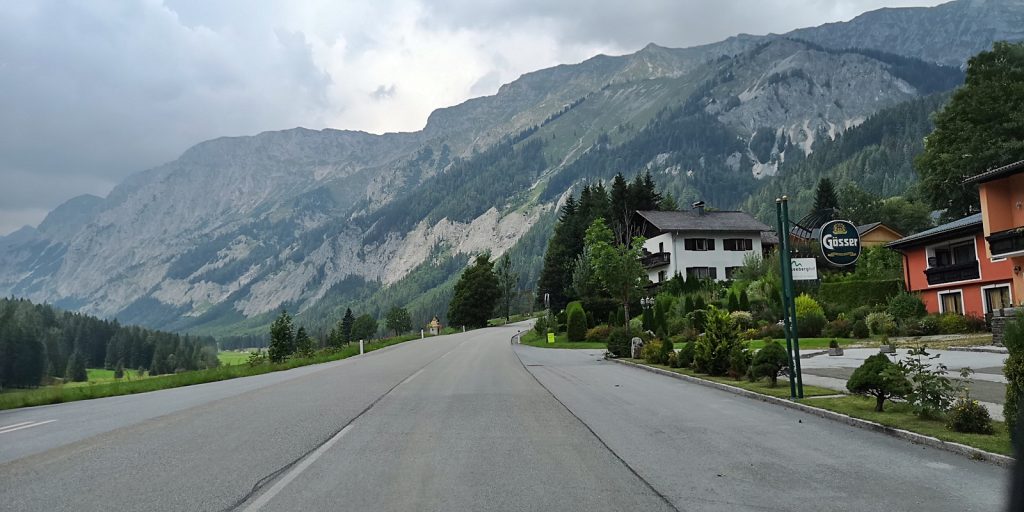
[947,398,994,434]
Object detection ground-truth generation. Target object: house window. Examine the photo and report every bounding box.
[686,267,718,280]
[684,238,715,251]
[984,285,1012,313]
[658,242,664,253]
[723,238,753,251]
[929,241,976,267]
[725,266,743,280]
[938,291,963,315]
[658,270,667,283]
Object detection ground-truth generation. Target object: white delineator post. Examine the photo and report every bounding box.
[359,339,364,355]
[421,329,424,339]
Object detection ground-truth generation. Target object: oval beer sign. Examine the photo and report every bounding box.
[819,220,861,266]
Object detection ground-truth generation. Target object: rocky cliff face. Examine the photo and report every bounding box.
[1,0,1019,334]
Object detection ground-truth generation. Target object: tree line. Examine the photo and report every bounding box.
[0,297,218,389]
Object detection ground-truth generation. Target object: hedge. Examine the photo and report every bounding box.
[819,278,904,312]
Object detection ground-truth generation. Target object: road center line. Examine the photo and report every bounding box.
[241,424,353,512]
[0,421,34,431]
[399,367,425,386]
[0,420,55,434]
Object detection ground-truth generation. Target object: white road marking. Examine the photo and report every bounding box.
[0,420,55,434]
[242,424,354,512]
[0,421,34,431]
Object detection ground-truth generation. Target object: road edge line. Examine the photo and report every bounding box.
[607,358,1015,468]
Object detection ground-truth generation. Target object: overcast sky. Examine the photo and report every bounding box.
[0,0,944,235]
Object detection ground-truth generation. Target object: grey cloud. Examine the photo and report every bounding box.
[372,84,397,100]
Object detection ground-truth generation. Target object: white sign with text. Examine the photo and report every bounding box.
[791,258,818,281]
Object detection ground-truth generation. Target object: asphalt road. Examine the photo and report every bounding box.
[0,324,1011,511]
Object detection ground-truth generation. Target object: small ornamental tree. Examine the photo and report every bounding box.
[847,354,911,411]
[739,290,750,311]
[794,293,826,337]
[584,218,647,336]
[653,294,671,337]
[751,340,789,387]
[566,301,587,342]
[727,292,740,312]
[693,306,740,376]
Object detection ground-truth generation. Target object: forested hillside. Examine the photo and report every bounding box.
[0,298,219,389]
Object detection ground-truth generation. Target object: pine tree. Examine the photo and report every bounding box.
[812,178,839,214]
[65,351,87,382]
[268,310,295,363]
[448,254,501,328]
[728,292,740,312]
[341,308,354,344]
[739,290,750,311]
[295,327,314,357]
[114,359,125,379]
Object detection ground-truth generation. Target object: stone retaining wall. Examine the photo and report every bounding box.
[991,307,1022,346]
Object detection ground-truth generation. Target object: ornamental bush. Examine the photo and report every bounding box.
[659,337,674,364]
[822,318,852,338]
[566,301,587,342]
[693,306,741,376]
[750,339,789,387]
[917,315,941,335]
[937,313,970,334]
[847,354,911,412]
[585,325,611,342]
[794,294,826,337]
[865,312,896,336]
[729,311,754,330]
[606,327,632,358]
[676,342,695,368]
[887,292,927,322]
[728,342,752,380]
[1003,313,1024,438]
[947,398,994,434]
[851,319,870,339]
[533,317,548,336]
[642,340,664,364]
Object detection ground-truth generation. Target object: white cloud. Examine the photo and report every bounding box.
[0,0,945,235]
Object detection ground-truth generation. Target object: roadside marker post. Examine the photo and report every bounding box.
[359,339,364,355]
[421,329,424,339]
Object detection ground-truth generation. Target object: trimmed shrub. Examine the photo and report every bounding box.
[848,305,875,322]
[676,342,695,368]
[822,318,852,338]
[758,322,785,339]
[654,295,672,336]
[1004,314,1024,438]
[641,308,654,332]
[751,340,789,387]
[728,342,752,380]
[729,311,754,330]
[794,294,826,337]
[739,328,760,341]
[606,327,632,357]
[739,290,750,312]
[847,354,911,411]
[727,292,740,312]
[947,398,994,434]
[887,292,927,322]
[865,312,896,336]
[566,302,587,342]
[937,313,969,334]
[851,319,869,339]
[917,315,940,335]
[667,350,680,368]
[659,337,674,364]
[641,340,664,364]
[965,314,988,333]
[585,325,611,342]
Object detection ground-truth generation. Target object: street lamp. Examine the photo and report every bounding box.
[640,297,654,310]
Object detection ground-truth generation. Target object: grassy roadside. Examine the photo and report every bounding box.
[808,395,1012,456]
[620,358,1012,456]
[0,335,418,411]
[624,359,838,398]
[518,330,607,350]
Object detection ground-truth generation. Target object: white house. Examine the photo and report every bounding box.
[637,208,774,284]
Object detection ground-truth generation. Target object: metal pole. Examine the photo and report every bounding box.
[776,198,797,400]
[780,197,804,398]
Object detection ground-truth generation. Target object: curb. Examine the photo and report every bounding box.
[947,346,1008,354]
[607,358,1014,467]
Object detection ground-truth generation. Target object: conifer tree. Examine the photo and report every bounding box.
[449,254,501,328]
[341,308,355,344]
[295,327,314,357]
[268,310,295,363]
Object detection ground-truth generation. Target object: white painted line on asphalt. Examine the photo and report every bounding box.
[0,420,55,434]
[0,421,34,431]
[242,424,354,512]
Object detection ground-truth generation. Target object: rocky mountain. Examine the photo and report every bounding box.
[1,0,1021,336]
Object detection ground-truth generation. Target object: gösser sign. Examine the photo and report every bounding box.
[819,220,861,266]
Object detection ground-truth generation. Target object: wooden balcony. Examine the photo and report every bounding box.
[987,228,1024,258]
[641,252,670,269]
[924,260,980,285]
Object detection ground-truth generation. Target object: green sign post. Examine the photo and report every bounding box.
[775,196,804,399]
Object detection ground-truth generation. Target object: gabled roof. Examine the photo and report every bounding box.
[636,210,771,233]
[962,159,1024,185]
[886,213,982,250]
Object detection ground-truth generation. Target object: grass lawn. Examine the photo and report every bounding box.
[807,395,1012,456]
[625,359,837,398]
[518,330,607,350]
[0,335,416,411]
[217,351,252,366]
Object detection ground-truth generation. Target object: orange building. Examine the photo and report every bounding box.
[887,214,1014,317]
[964,160,1024,307]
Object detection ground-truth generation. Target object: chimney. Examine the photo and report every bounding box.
[692,200,706,216]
